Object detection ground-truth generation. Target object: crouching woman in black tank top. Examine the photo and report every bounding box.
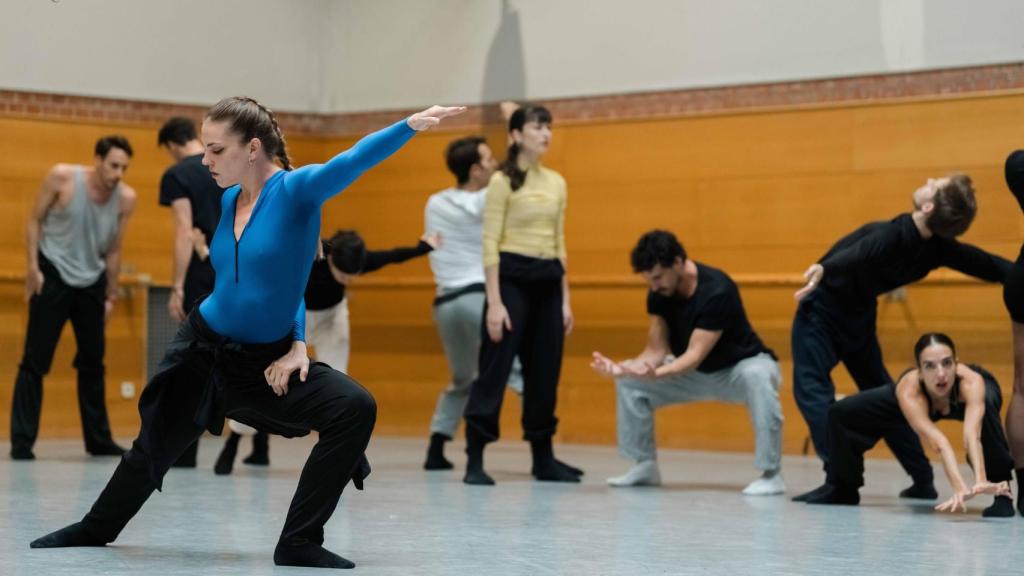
[802,332,1014,516]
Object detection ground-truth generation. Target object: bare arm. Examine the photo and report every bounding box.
[25,166,69,300]
[560,258,573,335]
[896,371,969,497]
[958,365,990,484]
[654,328,723,378]
[483,264,510,342]
[105,186,137,303]
[167,199,194,321]
[169,199,194,292]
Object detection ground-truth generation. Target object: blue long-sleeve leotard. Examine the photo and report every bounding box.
[198,119,416,343]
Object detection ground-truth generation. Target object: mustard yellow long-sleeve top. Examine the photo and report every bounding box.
[482,164,567,267]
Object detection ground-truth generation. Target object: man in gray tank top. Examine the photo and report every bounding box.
[10,136,138,460]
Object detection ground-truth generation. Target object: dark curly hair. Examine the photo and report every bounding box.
[95,135,133,159]
[630,230,687,273]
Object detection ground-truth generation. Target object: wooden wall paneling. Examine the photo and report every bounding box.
[0,92,1020,464]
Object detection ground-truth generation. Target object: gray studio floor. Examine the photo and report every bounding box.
[2,435,1022,576]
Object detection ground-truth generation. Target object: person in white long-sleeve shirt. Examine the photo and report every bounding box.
[423,136,522,470]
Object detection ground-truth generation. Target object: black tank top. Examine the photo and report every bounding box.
[918,375,965,422]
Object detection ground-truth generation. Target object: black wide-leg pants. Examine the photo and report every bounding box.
[79,309,376,547]
[827,368,1013,490]
[792,289,933,484]
[464,253,565,446]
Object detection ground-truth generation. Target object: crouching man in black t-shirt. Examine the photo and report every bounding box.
[591,230,784,495]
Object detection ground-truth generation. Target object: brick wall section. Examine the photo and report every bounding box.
[3,62,1024,136]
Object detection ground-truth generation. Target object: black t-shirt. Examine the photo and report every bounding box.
[646,262,772,373]
[817,213,1009,308]
[159,154,224,309]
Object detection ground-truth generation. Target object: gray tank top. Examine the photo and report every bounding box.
[39,167,121,287]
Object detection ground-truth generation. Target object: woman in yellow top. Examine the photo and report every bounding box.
[462,104,581,485]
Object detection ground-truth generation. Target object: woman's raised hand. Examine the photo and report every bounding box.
[407,106,466,131]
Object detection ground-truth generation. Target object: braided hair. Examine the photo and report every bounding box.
[206,96,292,170]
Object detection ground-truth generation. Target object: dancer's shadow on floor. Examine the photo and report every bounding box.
[95,544,255,565]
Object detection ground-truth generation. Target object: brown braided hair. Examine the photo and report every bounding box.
[206,96,293,170]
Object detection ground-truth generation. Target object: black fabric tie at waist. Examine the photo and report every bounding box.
[137,308,292,489]
[433,283,485,307]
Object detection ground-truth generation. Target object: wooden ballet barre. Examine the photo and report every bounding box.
[0,271,151,287]
[0,270,983,290]
[349,271,993,289]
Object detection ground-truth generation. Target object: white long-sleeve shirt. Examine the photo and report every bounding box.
[424,187,488,292]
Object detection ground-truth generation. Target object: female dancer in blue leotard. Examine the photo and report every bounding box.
[30,96,463,569]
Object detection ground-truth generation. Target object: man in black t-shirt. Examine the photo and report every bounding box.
[790,175,1010,502]
[158,117,268,472]
[591,230,784,495]
[157,117,224,320]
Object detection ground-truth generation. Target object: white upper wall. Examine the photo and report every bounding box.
[331,0,1024,112]
[0,0,328,112]
[2,0,1022,113]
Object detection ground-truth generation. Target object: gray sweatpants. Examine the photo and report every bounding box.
[430,291,522,437]
[614,352,783,471]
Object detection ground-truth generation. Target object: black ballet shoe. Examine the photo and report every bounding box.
[463,468,496,486]
[532,460,582,483]
[351,453,371,491]
[274,542,354,569]
[243,432,269,466]
[424,433,454,470]
[424,452,454,471]
[792,483,832,502]
[555,458,584,477]
[30,522,107,548]
[464,440,493,485]
[983,495,1015,518]
[214,433,240,476]
[533,458,584,477]
[242,453,269,466]
[528,438,579,482]
[899,482,938,500]
[11,447,35,460]
[805,484,860,506]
